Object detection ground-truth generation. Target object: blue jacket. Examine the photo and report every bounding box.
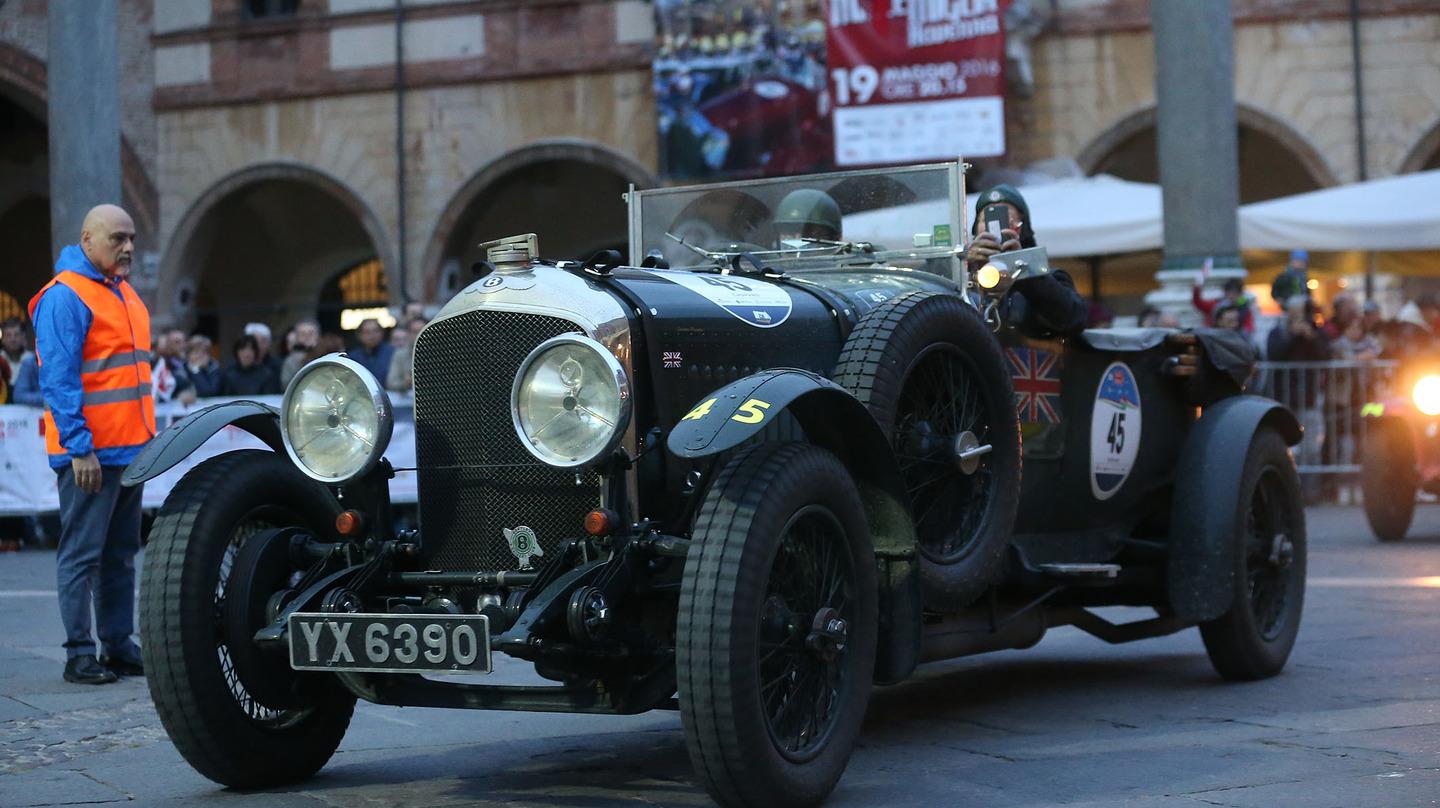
[350,342,395,384]
[12,353,42,407]
[32,246,147,469]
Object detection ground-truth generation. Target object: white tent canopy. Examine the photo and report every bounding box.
[845,169,1440,260]
[843,174,1165,259]
[1238,169,1440,251]
[972,175,1164,258]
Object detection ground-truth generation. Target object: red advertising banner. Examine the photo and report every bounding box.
[827,0,1008,165]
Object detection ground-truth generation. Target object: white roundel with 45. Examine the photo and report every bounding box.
[1090,361,1142,501]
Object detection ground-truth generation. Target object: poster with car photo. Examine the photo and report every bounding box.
[653,0,833,180]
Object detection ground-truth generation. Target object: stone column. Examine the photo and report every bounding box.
[47,0,123,262]
[1145,0,1244,326]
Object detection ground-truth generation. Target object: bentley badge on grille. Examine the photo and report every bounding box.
[503,526,544,570]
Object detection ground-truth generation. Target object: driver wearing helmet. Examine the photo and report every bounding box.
[772,188,841,247]
[967,184,1087,339]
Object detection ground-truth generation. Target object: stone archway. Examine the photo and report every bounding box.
[420,140,657,303]
[0,85,51,321]
[160,162,396,348]
[0,43,158,241]
[1077,103,1338,202]
[1400,118,1440,173]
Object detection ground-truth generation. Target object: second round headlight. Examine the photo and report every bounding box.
[512,334,631,468]
[281,354,393,484]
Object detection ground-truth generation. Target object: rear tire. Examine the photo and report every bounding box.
[833,291,1019,610]
[679,443,877,808]
[1361,417,1416,542]
[140,449,355,788]
[1200,430,1307,681]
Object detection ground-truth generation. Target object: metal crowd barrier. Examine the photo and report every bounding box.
[1255,359,1399,476]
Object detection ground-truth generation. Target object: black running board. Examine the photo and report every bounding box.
[1049,607,1191,644]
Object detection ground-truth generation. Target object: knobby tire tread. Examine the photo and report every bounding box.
[141,449,353,789]
[679,442,876,808]
[681,442,798,807]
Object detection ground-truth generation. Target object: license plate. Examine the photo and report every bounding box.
[288,612,491,674]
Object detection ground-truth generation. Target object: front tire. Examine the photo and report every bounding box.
[1200,430,1307,681]
[679,443,877,808]
[140,449,355,788]
[1361,417,1416,542]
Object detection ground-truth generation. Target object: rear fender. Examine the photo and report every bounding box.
[668,368,921,683]
[122,400,284,487]
[1168,395,1301,622]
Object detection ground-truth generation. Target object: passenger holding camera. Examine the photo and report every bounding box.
[966,184,1087,339]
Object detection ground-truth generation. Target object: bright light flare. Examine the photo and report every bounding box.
[1413,375,1440,416]
[976,263,1002,290]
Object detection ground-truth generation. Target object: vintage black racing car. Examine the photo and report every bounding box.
[125,162,1307,807]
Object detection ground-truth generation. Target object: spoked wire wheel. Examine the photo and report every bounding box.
[1200,430,1307,680]
[759,506,855,760]
[1243,468,1299,642]
[679,442,877,808]
[215,509,308,726]
[833,291,1020,609]
[893,344,995,561]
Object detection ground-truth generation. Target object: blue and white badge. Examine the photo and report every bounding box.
[1090,362,1142,500]
[654,270,792,328]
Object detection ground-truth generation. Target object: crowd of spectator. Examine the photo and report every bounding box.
[1256,251,1434,364]
[1166,249,1434,366]
[0,305,431,408]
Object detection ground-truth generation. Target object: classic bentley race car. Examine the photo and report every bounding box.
[125,162,1307,807]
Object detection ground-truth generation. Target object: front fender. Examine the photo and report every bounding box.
[667,368,905,506]
[1168,395,1301,622]
[122,400,284,487]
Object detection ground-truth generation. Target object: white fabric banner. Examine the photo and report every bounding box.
[0,396,417,516]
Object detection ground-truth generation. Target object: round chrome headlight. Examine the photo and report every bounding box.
[281,354,393,484]
[512,334,631,468]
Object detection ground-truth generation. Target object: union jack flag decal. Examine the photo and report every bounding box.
[1006,347,1062,423]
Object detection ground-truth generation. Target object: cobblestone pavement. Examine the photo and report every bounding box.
[1,505,1437,807]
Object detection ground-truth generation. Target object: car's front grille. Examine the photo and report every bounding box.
[412,309,602,571]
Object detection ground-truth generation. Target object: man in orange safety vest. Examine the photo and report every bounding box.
[29,204,154,685]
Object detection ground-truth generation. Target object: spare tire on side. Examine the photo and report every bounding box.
[833,291,1020,610]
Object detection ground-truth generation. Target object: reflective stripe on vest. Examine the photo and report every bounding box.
[83,383,153,406]
[80,349,145,374]
[28,270,156,456]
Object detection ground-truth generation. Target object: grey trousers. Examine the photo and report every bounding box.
[54,465,143,660]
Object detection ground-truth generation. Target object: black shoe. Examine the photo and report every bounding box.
[64,655,119,685]
[101,654,144,677]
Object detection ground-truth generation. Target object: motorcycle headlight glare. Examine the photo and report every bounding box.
[1413,375,1440,417]
[512,334,631,468]
[281,354,393,484]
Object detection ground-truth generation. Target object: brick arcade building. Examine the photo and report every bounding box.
[0,0,1437,336]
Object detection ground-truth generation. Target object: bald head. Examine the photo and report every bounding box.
[80,204,136,278]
